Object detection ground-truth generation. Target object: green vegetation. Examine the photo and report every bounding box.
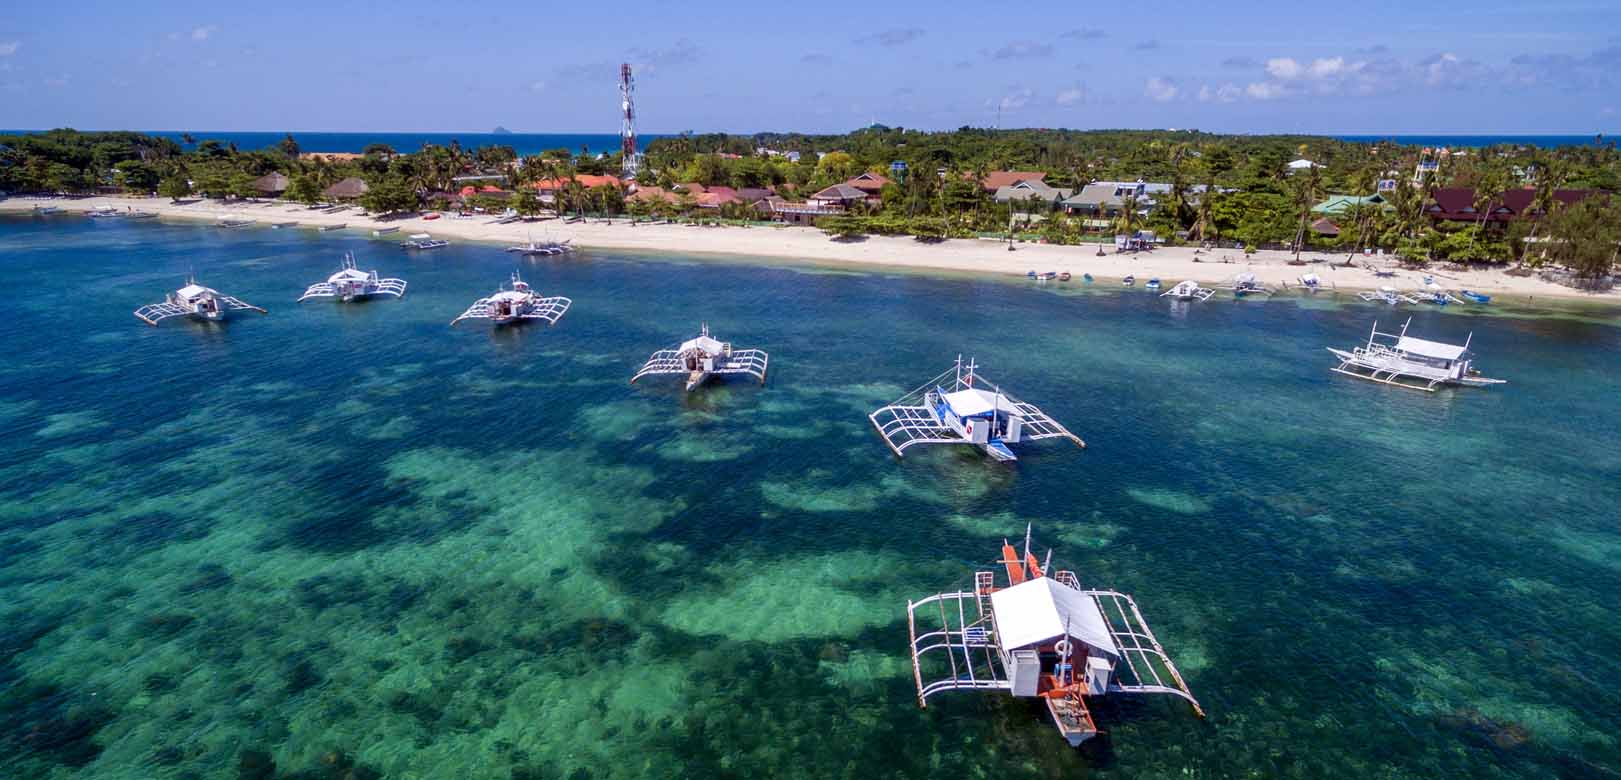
[3,127,1617,279]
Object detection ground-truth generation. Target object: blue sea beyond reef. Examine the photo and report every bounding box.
[0,215,1618,779]
[5,130,1612,155]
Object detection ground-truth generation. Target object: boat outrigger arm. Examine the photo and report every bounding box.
[868,357,1084,461]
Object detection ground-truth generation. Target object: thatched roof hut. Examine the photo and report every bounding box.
[252,172,289,195]
[323,177,369,200]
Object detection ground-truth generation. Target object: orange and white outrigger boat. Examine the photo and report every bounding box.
[906,527,1203,746]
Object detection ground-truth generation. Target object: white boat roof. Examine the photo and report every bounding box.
[490,289,530,302]
[941,387,1011,418]
[990,577,1118,657]
[1236,272,1256,284]
[1397,335,1467,360]
[177,283,212,297]
[680,335,726,354]
[329,268,370,283]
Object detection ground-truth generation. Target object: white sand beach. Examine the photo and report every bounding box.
[8,195,1619,306]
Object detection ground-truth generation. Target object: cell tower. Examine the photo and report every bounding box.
[619,63,643,180]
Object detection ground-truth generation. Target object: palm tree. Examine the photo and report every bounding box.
[1291,165,1323,262]
[1114,194,1140,236]
[1190,180,1217,243]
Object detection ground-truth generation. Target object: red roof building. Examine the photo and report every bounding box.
[532,174,623,192]
[1426,187,1598,223]
[846,172,890,194]
[980,171,1047,192]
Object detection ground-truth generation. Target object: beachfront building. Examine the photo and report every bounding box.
[532,174,622,205]
[1312,194,1387,216]
[1424,187,1598,224]
[980,170,1047,192]
[1311,218,1341,238]
[322,177,369,201]
[1062,182,1150,218]
[993,180,1074,211]
[846,172,890,195]
[809,183,877,209]
[251,172,288,197]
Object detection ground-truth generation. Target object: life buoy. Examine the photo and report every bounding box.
[1053,639,1072,657]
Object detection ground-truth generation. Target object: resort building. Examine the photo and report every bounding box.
[979,171,1047,192]
[809,183,878,209]
[1425,187,1598,224]
[1312,194,1388,216]
[994,180,1073,210]
[846,172,890,195]
[531,174,623,204]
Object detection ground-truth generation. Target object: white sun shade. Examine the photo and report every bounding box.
[990,577,1118,658]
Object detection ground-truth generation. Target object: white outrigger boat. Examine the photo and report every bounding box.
[1357,286,1419,305]
[400,234,449,250]
[869,356,1084,462]
[907,527,1204,747]
[450,271,570,327]
[1327,318,1506,391]
[1161,280,1215,302]
[630,323,769,392]
[1225,272,1274,297]
[505,237,575,256]
[134,277,267,326]
[297,252,407,303]
[1291,273,1335,293]
[1413,280,1465,305]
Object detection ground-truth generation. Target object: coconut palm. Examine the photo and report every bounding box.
[1114,194,1140,236]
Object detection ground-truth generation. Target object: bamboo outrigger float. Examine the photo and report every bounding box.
[297,252,407,303]
[906,527,1204,746]
[134,277,267,326]
[1327,317,1506,391]
[630,323,768,391]
[869,357,1083,461]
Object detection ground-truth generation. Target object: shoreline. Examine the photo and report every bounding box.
[6,195,1619,308]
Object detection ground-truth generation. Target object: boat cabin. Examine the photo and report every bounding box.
[1327,318,1505,391]
[870,357,1084,461]
[631,323,769,392]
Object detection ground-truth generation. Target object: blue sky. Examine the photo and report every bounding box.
[2,1,1617,135]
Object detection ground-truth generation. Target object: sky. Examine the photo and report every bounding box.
[2,1,1618,136]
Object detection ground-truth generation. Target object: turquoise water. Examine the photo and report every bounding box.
[1,215,1619,779]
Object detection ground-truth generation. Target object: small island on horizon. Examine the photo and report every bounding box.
[491,126,512,135]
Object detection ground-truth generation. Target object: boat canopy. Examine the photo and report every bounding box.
[680,334,726,355]
[940,387,1011,418]
[990,577,1119,658]
[1396,336,1467,361]
[1236,272,1256,284]
[177,284,209,297]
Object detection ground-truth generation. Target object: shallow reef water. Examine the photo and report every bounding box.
[0,215,1619,778]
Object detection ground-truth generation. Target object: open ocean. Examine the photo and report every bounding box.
[1,215,1619,779]
[5,130,1612,154]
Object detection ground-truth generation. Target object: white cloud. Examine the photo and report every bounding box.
[989,87,1034,112]
[1197,83,1241,103]
[191,25,219,41]
[1056,87,1084,105]
[0,41,19,57]
[1245,81,1284,100]
[1144,76,1178,102]
[530,80,547,92]
[1308,56,1345,78]
[1266,57,1302,79]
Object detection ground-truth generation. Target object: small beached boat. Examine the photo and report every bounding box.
[319,224,347,232]
[1327,317,1506,392]
[86,205,124,218]
[217,217,256,228]
[400,237,449,250]
[1058,272,1072,282]
[1144,278,1162,291]
[1228,272,1273,297]
[1414,281,1464,305]
[298,252,407,303]
[1294,273,1334,292]
[372,226,400,236]
[125,211,158,220]
[631,323,769,392]
[32,205,63,215]
[506,238,575,256]
[134,276,267,326]
[422,213,441,221]
[450,271,570,327]
[869,356,1084,462]
[272,221,299,229]
[906,526,1204,746]
[1122,275,1136,287]
[1461,290,1491,304]
[1082,273,1093,283]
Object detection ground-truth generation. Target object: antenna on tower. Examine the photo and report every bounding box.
[619,64,643,180]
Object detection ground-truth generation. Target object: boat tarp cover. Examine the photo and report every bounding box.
[1396,336,1467,361]
[940,387,1011,418]
[990,577,1119,658]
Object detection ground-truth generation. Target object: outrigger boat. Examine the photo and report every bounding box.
[449,271,570,327]
[126,211,158,220]
[32,205,63,215]
[217,216,255,228]
[1414,281,1464,305]
[506,238,575,256]
[1327,317,1506,391]
[869,356,1084,462]
[1461,290,1491,304]
[1122,275,1136,287]
[1292,273,1334,293]
[1144,278,1162,291]
[1161,280,1215,301]
[1226,272,1274,297]
[906,526,1204,746]
[297,252,407,303]
[630,323,769,392]
[134,277,267,326]
[272,221,300,229]
[86,205,123,218]
[319,223,347,232]
[1357,286,1418,305]
[400,233,449,250]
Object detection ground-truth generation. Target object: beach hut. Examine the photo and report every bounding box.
[251,172,289,197]
[906,527,1204,746]
[323,177,369,201]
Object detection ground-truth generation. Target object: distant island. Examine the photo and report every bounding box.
[492,126,512,135]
